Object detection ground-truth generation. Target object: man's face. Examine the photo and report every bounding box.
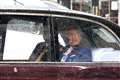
[66,29,80,46]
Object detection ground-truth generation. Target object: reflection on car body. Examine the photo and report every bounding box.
[0,0,120,79]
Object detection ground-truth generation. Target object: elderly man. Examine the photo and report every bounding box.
[60,26,92,62]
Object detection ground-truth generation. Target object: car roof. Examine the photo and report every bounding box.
[0,0,69,11]
[0,0,105,17]
[0,0,117,25]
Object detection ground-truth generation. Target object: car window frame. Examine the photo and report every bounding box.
[51,12,120,62]
[0,11,57,62]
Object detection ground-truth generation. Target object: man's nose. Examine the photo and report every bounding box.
[69,35,74,40]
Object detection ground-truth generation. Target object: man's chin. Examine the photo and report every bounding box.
[70,43,80,46]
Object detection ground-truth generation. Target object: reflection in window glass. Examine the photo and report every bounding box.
[93,28,116,43]
[1,16,50,61]
[88,26,120,49]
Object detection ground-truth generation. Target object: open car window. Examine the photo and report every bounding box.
[53,17,120,62]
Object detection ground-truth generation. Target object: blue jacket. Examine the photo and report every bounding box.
[60,46,92,62]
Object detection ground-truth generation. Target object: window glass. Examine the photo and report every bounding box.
[53,17,120,62]
[84,25,120,49]
[0,16,51,61]
[92,28,116,43]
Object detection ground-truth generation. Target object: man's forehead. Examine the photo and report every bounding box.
[66,26,78,31]
[67,29,77,33]
[65,29,80,36]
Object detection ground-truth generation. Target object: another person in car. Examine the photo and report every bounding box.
[60,25,92,62]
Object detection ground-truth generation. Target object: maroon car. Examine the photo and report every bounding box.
[0,0,120,80]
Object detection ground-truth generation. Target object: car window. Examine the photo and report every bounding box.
[53,17,120,62]
[7,19,42,34]
[0,15,52,61]
[84,25,120,49]
[92,28,116,43]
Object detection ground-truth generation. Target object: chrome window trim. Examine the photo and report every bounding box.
[0,61,120,67]
[0,12,51,16]
[51,14,120,47]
